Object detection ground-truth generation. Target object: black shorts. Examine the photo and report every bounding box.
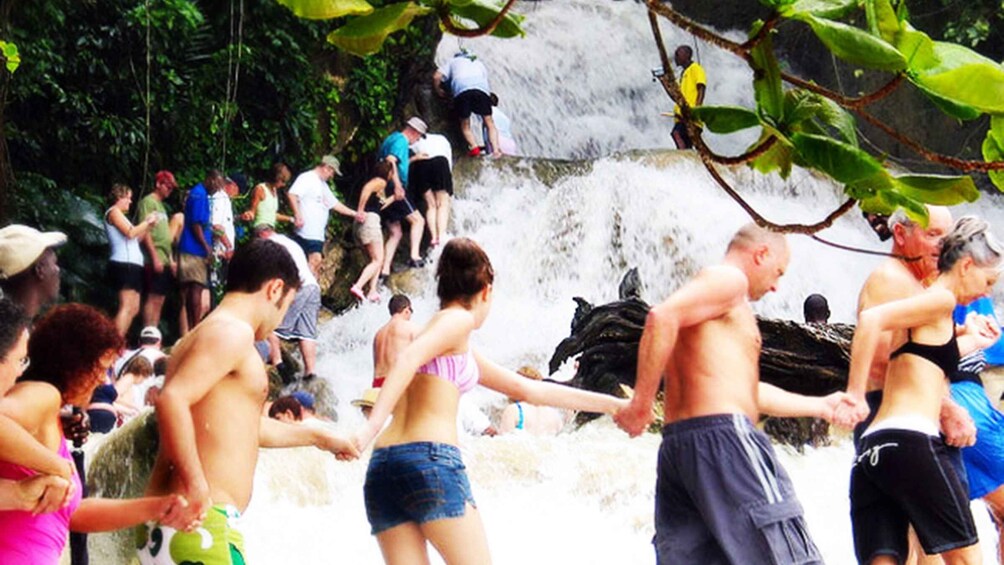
[144,264,173,296]
[409,156,453,197]
[380,198,416,223]
[453,89,492,119]
[107,261,143,292]
[655,414,822,565]
[851,429,978,562]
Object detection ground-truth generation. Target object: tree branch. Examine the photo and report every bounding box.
[855,109,1004,172]
[781,72,904,109]
[698,151,857,234]
[644,0,747,57]
[810,234,918,261]
[438,0,518,38]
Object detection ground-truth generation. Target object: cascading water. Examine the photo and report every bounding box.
[87,0,1004,562]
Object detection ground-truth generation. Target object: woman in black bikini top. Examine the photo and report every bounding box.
[845,216,1004,565]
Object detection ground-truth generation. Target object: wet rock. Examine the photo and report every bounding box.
[551,270,852,447]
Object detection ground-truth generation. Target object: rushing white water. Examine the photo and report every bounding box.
[88,0,1004,562]
[435,0,759,159]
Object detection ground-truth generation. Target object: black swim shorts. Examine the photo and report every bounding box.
[409,156,453,197]
[851,429,978,563]
[108,261,144,292]
[453,89,492,119]
[655,414,822,565]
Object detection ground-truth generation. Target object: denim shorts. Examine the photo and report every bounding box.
[364,442,476,535]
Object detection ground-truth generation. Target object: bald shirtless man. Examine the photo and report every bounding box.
[616,223,852,565]
[138,239,358,565]
[372,294,416,388]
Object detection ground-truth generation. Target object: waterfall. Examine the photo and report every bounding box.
[88,0,1004,562]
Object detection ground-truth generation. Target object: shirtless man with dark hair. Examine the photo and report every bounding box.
[137,240,358,565]
[371,294,416,388]
[616,223,853,565]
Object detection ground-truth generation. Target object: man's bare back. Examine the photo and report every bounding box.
[373,315,415,381]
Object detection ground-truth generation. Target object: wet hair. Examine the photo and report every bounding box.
[108,183,132,204]
[938,216,1004,273]
[803,294,830,324]
[270,162,291,184]
[121,355,153,379]
[388,294,411,315]
[268,395,303,420]
[372,161,393,181]
[436,238,494,307]
[0,299,29,360]
[224,239,302,295]
[727,223,786,254]
[23,304,122,403]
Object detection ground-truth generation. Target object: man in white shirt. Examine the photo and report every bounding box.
[256,224,324,381]
[286,155,363,275]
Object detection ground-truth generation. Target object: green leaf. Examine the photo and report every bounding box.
[875,189,929,224]
[759,0,798,9]
[446,0,525,38]
[895,27,937,71]
[749,131,794,178]
[814,95,857,145]
[846,171,894,200]
[689,106,761,134]
[750,26,784,123]
[893,174,980,205]
[983,119,1004,191]
[865,0,899,43]
[0,40,19,73]
[913,82,982,121]
[327,2,432,56]
[795,14,907,71]
[276,0,374,19]
[784,89,858,145]
[913,63,1004,115]
[780,0,856,19]
[859,195,896,215]
[790,132,887,185]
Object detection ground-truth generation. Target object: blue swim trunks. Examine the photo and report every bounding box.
[951,381,1004,499]
[364,442,476,535]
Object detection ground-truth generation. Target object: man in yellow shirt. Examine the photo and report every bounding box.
[672,45,706,149]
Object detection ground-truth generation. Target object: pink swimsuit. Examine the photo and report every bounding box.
[0,436,83,564]
[418,350,480,393]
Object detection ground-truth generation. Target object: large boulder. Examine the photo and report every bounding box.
[551,270,852,446]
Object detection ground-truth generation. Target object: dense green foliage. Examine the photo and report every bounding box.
[678,0,1004,226]
[2,0,437,317]
[277,0,522,56]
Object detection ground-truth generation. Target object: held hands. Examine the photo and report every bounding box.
[961,312,1002,350]
[315,429,360,462]
[831,393,870,430]
[941,399,977,448]
[821,392,867,429]
[613,400,655,438]
[159,480,210,532]
[18,475,72,515]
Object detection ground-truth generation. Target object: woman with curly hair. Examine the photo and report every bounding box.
[0,304,183,564]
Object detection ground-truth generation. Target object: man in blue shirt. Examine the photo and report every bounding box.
[178,170,223,332]
[377,117,427,272]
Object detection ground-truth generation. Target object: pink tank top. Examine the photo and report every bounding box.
[0,436,83,563]
[418,350,480,394]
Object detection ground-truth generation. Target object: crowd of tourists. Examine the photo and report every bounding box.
[6,44,1004,565]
